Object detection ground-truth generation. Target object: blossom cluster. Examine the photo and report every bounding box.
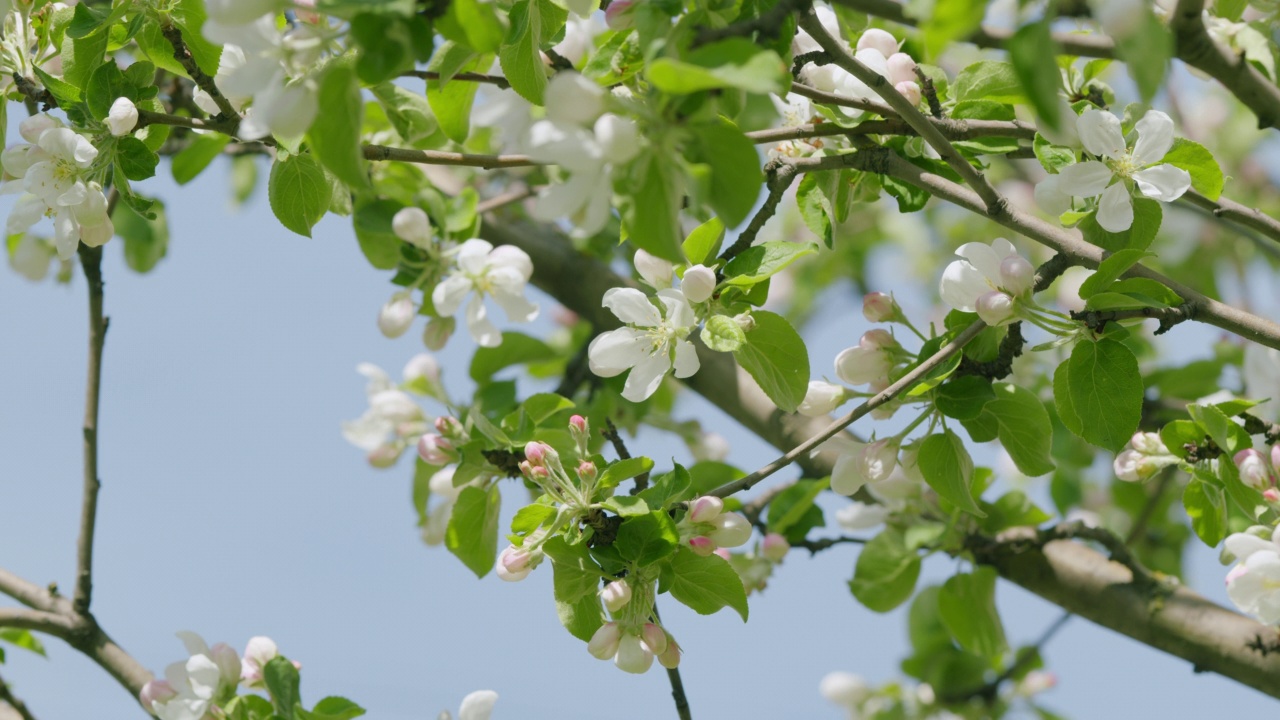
[1112,432,1181,482]
[794,9,924,111]
[138,633,296,720]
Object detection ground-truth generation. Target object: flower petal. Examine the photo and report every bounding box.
[602,287,661,327]
[465,295,501,348]
[458,690,499,720]
[656,288,695,329]
[1056,160,1114,198]
[1035,175,1074,215]
[939,259,991,313]
[621,349,670,402]
[431,275,472,316]
[455,239,494,275]
[831,450,868,496]
[1132,110,1175,166]
[954,242,1003,284]
[1096,182,1134,232]
[672,339,700,379]
[588,327,646,376]
[1077,109,1126,159]
[1132,164,1191,202]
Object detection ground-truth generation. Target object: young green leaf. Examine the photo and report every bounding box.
[988,383,1055,477]
[445,485,502,577]
[1065,339,1143,452]
[938,568,1007,658]
[269,153,330,237]
[668,546,749,620]
[1184,478,1227,547]
[849,528,921,612]
[732,310,809,413]
[917,430,984,516]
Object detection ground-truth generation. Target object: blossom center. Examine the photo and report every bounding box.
[1108,152,1141,179]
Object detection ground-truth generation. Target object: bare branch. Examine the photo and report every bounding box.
[1171,0,1280,130]
[73,245,108,614]
[718,162,799,263]
[401,70,512,89]
[362,144,540,169]
[160,23,239,121]
[1181,190,1280,247]
[0,670,38,720]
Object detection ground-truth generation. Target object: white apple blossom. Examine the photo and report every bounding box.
[588,288,700,401]
[148,632,240,720]
[798,380,846,417]
[106,97,139,136]
[834,330,897,386]
[341,363,429,466]
[239,636,299,687]
[691,431,731,462]
[439,690,499,720]
[633,248,674,289]
[680,265,717,303]
[820,671,871,709]
[1051,109,1191,232]
[939,238,1033,325]
[793,14,920,116]
[1112,431,1180,482]
[8,235,53,281]
[1225,526,1280,624]
[836,501,890,531]
[553,15,603,66]
[431,239,538,348]
[832,439,898,496]
[767,93,819,157]
[601,580,632,612]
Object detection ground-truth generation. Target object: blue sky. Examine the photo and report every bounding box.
[0,143,1277,720]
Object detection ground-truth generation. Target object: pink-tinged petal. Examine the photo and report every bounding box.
[588,327,647,376]
[603,287,662,327]
[621,349,671,402]
[1132,164,1191,202]
[1132,110,1175,166]
[1056,160,1113,198]
[1096,182,1134,232]
[939,259,991,313]
[672,339,700,379]
[990,237,1018,260]
[1076,109,1126,159]
[465,294,501,348]
[431,275,472,316]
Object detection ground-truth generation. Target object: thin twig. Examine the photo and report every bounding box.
[602,419,651,494]
[718,162,798,263]
[362,144,539,169]
[0,671,37,720]
[160,23,239,120]
[710,321,987,498]
[476,186,538,214]
[401,70,512,89]
[1069,303,1197,335]
[73,245,108,615]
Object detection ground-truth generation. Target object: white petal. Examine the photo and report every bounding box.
[939,260,991,312]
[488,278,539,323]
[1132,110,1175,165]
[52,209,79,260]
[1132,164,1191,202]
[1226,533,1276,562]
[431,275,473,316]
[672,339,700,379]
[1056,160,1114,198]
[831,451,868,496]
[1035,175,1074,215]
[465,295,501,347]
[955,241,1003,284]
[602,287,662,327]
[455,238,495,275]
[621,349,671,402]
[488,245,533,281]
[458,690,499,720]
[656,288,696,329]
[588,327,646,376]
[1096,182,1134,232]
[1076,109,1126,159]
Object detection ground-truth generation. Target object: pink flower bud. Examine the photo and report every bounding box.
[975,290,1015,326]
[588,622,622,660]
[601,580,632,612]
[577,460,598,481]
[1264,488,1280,504]
[688,536,716,556]
[999,255,1035,295]
[422,316,454,350]
[657,636,682,669]
[856,28,899,57]
[862,292,896,322]
[434,416,464,440]
[762,533,790,562]
[688,496,724,523]
[569,415,588,435]
[378,296,417,338]
[861,329,896,349]
[605,0,637,29]
[614,633,654,674]
[713,548,731,560]
[681,265,717,303]
[708,512,752,548]
[895,81,922,106]
[417,434,455,465]
[496,545,533,582]
[139,679,177,708]
[641,623,668,655]
[1235,449,1275,491]
[886,52,917,86]
[368,445,402,468]
[529,466,550,481]
[1272,444,1280,471]
[524,441,553,465]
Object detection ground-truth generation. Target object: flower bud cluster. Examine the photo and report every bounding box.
[793,10,923,114]
[140,632,297,719]
[832,438,900,497]
[1112,432,1180,482]
[834,329,904,388]
[939,238,1036,327]
[680,496,753,555]
[1235,446,1280,493]
[342,361,440,468]
[587,621,681,673]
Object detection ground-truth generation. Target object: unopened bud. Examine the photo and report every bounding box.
[734,312,756,333]
[588,622,621,660]
[1000,255,1035,295]
[681,265,717,303]
[601,580,632,612]
[862,292,897,322]
[657,636,682,669]
[975,290,1015,326]
[368,444,401,468]
[434,416,464,440]
[641,623,668,655]
[392,206,433,248]
[856,28,899,57]
[886,52,917,86]
[894,81,922,106]
[633,248,673,289]
[106,97,139,136]
[688,536,716,556]
[707,512,752,548]
[577,460,598,481]
[569,414,588,435]
[417,434,456,465]
[1272,443,1280,471]
[688,496,723,523]
[378,296,417,338]
[761,533,790,562]
[614,633,654,674]
[1265,488,1280,504]
[1235,449,1276,491]
[605,0,637,29]
[422,316,454,350]
[524,441,554,465]
[798,381,845,417]
[496,545,533,582]
[139,679,177,708]
[713,547,731,561]
[861,329,897,349]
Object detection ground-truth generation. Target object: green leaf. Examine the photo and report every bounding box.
[1188,402,1251,454]
[627,155,684,262]
[935,376,995,421]
[849,528,921,612]
[510,502,556,535]
[426,43,489,143]
[542,537,606,640]
[601,495,650,516]
[1079,197,1161,252]
[921,0,986,58]
[499,0,565,104]
[1078,249,1155,298]
[917,430,984,516]
[309,65,370,190]
[350,13,413,84]
[687,118,763,227]
[1161,138,1224,201]
[765,477,828,541]
[722,242,817,286]
[115,197,169,274]
[598,457,655,489]
[68,3,109,38]
[264,656,301,720]
[0,629,45,657]
[668,546,749,620]
[1034,134,1077,174]
[732,310,809,413]
[646,40,787,95]
[639,464,693,509]
[115,137,159,181]
[979,490,1052,533]
[171,0,222,77]
[938,567,1007,658]
[615,511,678,566]
[953,61,1023,104]
[302,697,366,720]
[1008,22,1062,130]
[988,383,1055,477]
[1184,478,1226,547]
[438,0,507,53]
[446,485,502,577]
[172,132,230,185]
[683,216,725,265]
[351,198,405,269]
[470,332,558,382]
[371,82,438,145]
[1065,338,1143,452]
[269,154,330,237]
[62,18,109,90]
[701,314,746,352]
